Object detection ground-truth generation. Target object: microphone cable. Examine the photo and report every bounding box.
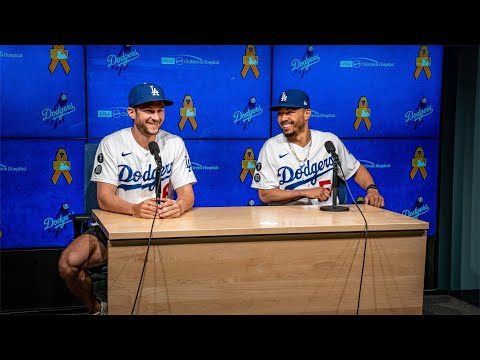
[130,200,158,315]
[130,173,172,315]
[337,166,368,315]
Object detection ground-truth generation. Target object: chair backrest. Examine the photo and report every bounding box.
[84,143,99,214]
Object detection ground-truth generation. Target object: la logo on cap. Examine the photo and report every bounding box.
[150,85,160,96]
[280,92,287,101]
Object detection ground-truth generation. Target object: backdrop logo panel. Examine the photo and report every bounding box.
[402,196,430,219]
[107,45,139,75]
[160,53,221,66]
[42,92,76,129]
[51,148,73,185]
[414,45,432,80]
[49,45,70,74]
[410,146,428,180]
[291,45,321,78]
[339,56,395,69]
[233,96,263,130]
[179,94,198,131]
[43,202,74,236]
[240,148,256,182]
[241,45,260,79]
[405,97,433,129]
[354,96,372,130]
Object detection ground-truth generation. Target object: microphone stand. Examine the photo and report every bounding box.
[154,160,162,204]
[320,155,349,212]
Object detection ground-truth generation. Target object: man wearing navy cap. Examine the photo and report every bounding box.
[251,89,384,207]
[59,82,197,314]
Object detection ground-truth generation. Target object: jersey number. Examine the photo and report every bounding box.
[319,180,331,188]
[161,182,170,198]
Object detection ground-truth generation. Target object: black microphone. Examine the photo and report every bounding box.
[148,141,162,202]
[320,140,349,212]
[148,141,162,167]
[325,140,340,164]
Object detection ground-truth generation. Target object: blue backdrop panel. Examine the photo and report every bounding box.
[86,45,272,139]
[0,139,85,249]
[342,138,439,236]
[271,45,443,138]
[0,45,86,138]
[184,139,263,207]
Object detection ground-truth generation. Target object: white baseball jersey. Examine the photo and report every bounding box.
[251,130,360,206]
[91,128,197,204]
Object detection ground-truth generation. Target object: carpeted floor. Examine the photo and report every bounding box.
[422,294,480,315]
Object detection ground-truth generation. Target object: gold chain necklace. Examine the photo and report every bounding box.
[286,131,312,164]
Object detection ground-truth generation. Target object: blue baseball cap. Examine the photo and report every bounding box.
[128,82,174,107]
[269,89,310,111]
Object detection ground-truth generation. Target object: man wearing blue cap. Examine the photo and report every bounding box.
[251,89,384,208]
[59,82,197,315]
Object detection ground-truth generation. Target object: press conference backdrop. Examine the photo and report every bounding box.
[0,45,443,249]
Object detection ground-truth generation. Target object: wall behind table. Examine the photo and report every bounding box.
[1,44,443,247]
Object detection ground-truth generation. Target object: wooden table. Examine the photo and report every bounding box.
[92,204,429,315]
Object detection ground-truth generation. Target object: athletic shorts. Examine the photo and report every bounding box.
[83,225,108,248]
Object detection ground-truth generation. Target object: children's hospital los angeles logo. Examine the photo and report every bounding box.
[291,45,321,78]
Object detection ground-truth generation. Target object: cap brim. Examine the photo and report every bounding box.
[269,105,305,111]
[130,99,174,107]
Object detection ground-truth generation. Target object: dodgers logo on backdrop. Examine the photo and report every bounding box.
[42,93,76,129]
[402,196,430,219]
[414,45,432,80]
[291,45,320,78]
[240,148,256,182]
[107,45,139,75]
[233,97,263,130]
[48,45,70,74]
[179,95,198,131]
[241,45,260,79]
[405,97,433,129]
[353,96,372,130]
[43,202,74,235]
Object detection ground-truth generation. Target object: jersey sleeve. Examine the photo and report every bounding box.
[335,137,360,181]
[90,137,119,187]
[251,140,279,190]
[170,137,197,190]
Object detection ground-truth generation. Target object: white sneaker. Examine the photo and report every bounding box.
[93,301,107,315]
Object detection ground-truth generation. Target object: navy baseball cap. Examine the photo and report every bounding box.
[269,89,310,111]
[128,82,174,107]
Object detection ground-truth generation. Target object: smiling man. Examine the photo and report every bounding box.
[58,82,197,315]
[251,89,384,208]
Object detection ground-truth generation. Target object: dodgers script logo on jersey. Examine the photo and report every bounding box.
[278,157,335,190]
[117,161,173,191]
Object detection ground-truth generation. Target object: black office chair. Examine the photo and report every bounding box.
[71,143,107,303]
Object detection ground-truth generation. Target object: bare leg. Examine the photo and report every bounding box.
[58,233,107,313]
